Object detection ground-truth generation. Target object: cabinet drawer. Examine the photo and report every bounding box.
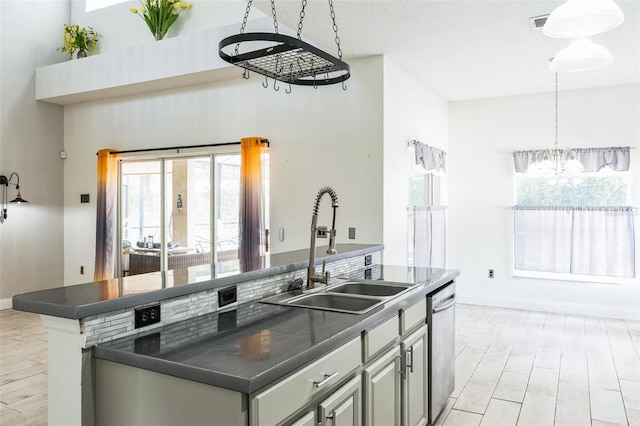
[363,315,399,361]
[253,337,361,426]
[401,299,426,334]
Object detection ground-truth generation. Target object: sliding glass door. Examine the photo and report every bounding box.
[120,153,243,277]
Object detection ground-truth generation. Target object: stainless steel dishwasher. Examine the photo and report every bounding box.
[427,281,456,424]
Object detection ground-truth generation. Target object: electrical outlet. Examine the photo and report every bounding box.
[135,304,161,329]
[80,266,84,275]
[488,269,494,278]
[348,227,356,239]
[364,255,372,266]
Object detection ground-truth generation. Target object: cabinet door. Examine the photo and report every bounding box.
[402,326,428,426]
[290,411,315,426]
[318,376,361,426]
[363,347,401,426]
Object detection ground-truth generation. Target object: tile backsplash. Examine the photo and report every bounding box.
[81,250,381,348]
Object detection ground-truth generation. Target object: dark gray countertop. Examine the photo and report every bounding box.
[12,244,383,319]
[93,266,459,394]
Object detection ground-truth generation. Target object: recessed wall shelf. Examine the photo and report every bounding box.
[35,19,276,106]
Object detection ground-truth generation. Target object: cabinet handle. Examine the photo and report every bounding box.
[325,409,336,425]
[406,347,414,373]
[397,355,404,375]
[314,371,339,388]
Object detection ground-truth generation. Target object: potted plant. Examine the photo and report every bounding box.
[59,24,100,59]
[130,0,193,41]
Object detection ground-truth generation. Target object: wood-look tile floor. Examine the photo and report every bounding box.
[0,305,638,425]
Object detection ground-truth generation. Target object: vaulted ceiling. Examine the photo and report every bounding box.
[255,0,639,100]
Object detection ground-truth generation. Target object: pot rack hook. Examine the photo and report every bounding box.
[274,79,280,91]
[341,79,347,91]
[242,68,250,80]
[285,64,293,94]
[262,75,269,88]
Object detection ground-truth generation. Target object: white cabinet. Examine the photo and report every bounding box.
[252,337,361,425]
[401,326,428,426]
[287,375,361,426]
[363,346,402,426]
[363,302,428,426]
[318,376,361,426]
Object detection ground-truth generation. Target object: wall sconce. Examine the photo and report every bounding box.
[177,194,183,211]
[0,173,29,223]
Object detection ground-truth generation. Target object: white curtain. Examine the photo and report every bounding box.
[513,206,635,278]
[412,206,446,268]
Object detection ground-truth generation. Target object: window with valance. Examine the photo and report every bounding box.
[511,146,636,280]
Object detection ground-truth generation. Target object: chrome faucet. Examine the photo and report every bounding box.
[307,187,338,289]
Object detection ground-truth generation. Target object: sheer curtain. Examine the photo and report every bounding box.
[513,206,635,278]
[412,206,446,268]
[94,149,118,281]
[239,137,268,265]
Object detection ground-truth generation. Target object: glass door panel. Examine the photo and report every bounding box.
[215,155,240,266]
[165,157,212,277]
[121,161,162,276]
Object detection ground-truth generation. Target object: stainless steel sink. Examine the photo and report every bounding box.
[283,293,383,314]
[260,279,417,314]
[327,281,409,297]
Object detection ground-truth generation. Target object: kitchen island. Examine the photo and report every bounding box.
[12,244,458,425]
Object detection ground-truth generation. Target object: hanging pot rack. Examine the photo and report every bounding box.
[218,0,350,93]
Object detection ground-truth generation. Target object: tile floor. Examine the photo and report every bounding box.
[0,305,639,425]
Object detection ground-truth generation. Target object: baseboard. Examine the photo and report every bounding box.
[0,298,13,310]
[457,295,639,321]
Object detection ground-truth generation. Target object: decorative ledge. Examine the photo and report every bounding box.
[35,19,275,105]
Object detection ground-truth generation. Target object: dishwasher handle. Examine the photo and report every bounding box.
[432,295,457,314]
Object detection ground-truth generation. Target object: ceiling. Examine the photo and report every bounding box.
[253,0,639,101]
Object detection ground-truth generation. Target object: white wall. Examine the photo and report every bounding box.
[448,84,640,320]
[69,0,268,54]
[0,1,67,306]
[63,55,385,284]
[382,57,448,266]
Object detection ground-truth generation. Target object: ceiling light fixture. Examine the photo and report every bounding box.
[543,0,624,38]
[536,72,584,175]
[218,0,350,94]
[0,173,29,223]
[550,37,613,72]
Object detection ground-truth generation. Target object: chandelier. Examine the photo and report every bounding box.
[218,0,350,94]
[535,72,584,175]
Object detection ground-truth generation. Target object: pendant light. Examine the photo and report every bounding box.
[550,37,613,72]
[543,0,624,38]
[536,72,584,175]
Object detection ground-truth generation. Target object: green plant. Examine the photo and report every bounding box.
[130,0,193,41]
[59,24,100,59]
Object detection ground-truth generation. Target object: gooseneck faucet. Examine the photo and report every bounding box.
[307,187,338,289]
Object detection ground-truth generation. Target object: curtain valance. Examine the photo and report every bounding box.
[414,141,446,173]
[512,146,630,173]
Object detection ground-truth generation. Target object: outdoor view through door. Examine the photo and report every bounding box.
[120,153,256,277]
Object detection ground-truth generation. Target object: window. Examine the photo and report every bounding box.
[512,147,635,281]
[86,0,127,12]
[120,151,269,278]
[515,169,629,206]
[407,142,447,268]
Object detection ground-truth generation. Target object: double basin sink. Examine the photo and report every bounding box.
[261,279,415,314]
